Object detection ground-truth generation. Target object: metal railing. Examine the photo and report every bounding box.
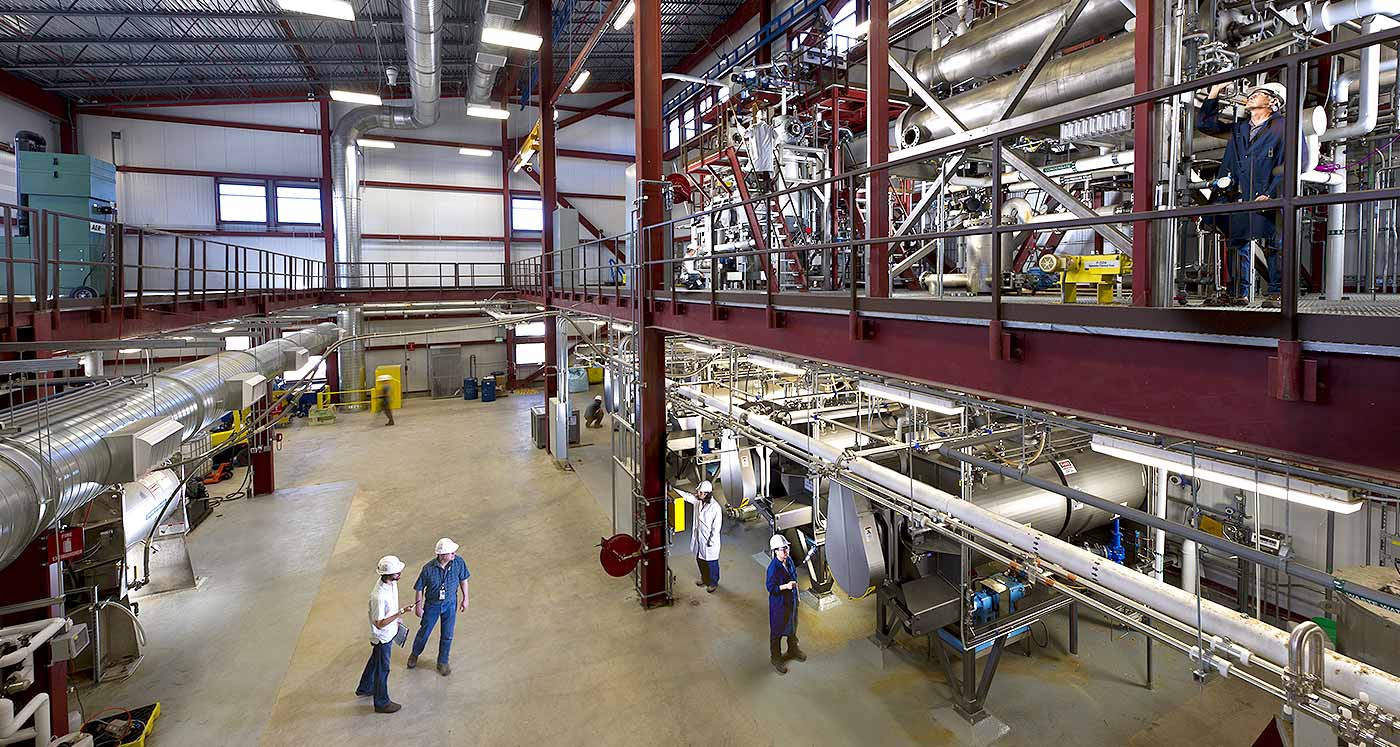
[513,25,1400,346]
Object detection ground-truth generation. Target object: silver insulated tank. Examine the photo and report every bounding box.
[971,449,1147,537]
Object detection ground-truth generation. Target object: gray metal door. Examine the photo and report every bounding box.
[427,345,464,399]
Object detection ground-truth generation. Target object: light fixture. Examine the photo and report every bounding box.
[534,305,546,311]
[118,348,141,354]
[613,1,635,29]
[1089,434,1362,514]
[481,27,543,51]
[330,89,382,105]
[277,0,354,21]
[356,138,395,149]
[612,322,634,333]
[569,70,591,93]
[458,147,493,157]
[743,354,805,376]
[857,380,963,415]
[681,341,720,355]
[210,326,236,333]
[553,109,559,121]
[467,105,511,120]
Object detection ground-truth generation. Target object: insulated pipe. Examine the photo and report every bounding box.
[662,73,730,96]
[0,694,49,747]
[1307,0,1400,32]
[0,323,342,570]
[910,0,1135,87]
[1182,539,1199,593]
[672,384,1400,715]
[900,34,1136,146]
[331,0,443,404]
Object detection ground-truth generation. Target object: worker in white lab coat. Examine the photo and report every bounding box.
[679,480,723,593]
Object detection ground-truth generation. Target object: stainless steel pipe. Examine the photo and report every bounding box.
[0,323,342,569]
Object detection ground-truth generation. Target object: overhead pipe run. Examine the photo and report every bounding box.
[331,0,444,405]
[671,383,1400,718]
[0,323,342,570]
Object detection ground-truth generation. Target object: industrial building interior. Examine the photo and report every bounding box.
[1,0,1400,743]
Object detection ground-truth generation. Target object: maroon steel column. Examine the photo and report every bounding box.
[635,0,670,607]
[757,0,774,65]
[0,540,68,738]
[1131,0,1155,306]
[540,0,560,413]
[865,0,890,298]
[319,99,336,288]
[501,99,514,285]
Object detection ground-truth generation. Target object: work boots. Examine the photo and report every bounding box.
[375,701,402,714]
[770,637,787,674]
[406,654,418,669]
[786,641,807,663]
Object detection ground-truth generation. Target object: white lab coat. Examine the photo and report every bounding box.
[680,490,723,561]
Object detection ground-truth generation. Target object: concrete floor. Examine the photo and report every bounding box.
[85,390,1282,746]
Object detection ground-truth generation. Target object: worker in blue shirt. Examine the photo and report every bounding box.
[765,534,805,674]
[1196,80,1288,307]
[408,537,470,676]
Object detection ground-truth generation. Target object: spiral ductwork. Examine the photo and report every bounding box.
[331,0,444,403]
[0,323,342,570]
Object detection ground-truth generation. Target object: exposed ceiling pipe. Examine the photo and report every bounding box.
[330,0,444,402]
[671,383,1400,718]
[0,324,342,570]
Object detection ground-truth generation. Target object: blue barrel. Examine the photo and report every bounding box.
[480,377,497,402]
[462,377,478,400]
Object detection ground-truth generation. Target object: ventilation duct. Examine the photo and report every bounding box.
[0,323,342,570]
[331,0,444,404]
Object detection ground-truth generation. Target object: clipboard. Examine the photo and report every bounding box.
[393,620,410,647]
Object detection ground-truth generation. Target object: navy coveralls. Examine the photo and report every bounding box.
[411,556,470,665]
[1195,97,1285,297]
[766,554,799,658]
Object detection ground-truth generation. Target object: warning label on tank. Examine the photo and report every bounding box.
[1056,458,1077,475]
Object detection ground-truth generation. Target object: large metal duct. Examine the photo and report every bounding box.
[331,0,444,403]
[899,33,1135,146]
[912,0,1135,87]
[673,383,1400,716]
[0,323,342,570]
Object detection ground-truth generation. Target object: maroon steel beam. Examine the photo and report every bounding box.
[0,69,68,120]
[502,104,514,284]
[723,147,778,291]
[319,100,336,288]
[118,164,317,182]
[558,92,632,130]
[81,107,321,135]
[539,295,1400,479]
[636,0,671,608]
[540,0,561,415]
[865,0,890,298]
[668,0,762,80]
[552,0,627,104]
[757,0,773,65]
[1132,0,1155,306]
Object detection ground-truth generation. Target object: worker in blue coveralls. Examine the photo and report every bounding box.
[1196,80,1288,308]
[766,534,806,674]
[408,537,470,676]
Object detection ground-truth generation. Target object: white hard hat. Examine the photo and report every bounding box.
[770,534,790,551]
[377,555,405,575]
[697,480,714,494]
[435,537,459,555]
[1247,81,1287,105]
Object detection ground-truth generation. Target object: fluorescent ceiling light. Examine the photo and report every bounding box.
[481,26,543,51]
[356,138,395,149]
[858,380,963,415]
[277,0,354,21]
[118,348,141,354]
[210,326,236,333]
[467,105,511,120]
[743,354,805,376]
[613,1,635,29]
[1090,434,1362,514]
[611,322,634,333]
[330,89,381,105]
[570,70,591,93]
[681,341,720,355]
[459,147,494,157]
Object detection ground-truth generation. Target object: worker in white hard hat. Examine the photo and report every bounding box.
[357,555,413,713]
[584,394,606,429]
[408,537,470,676]
[676,479,723,593]
[1198,78,1288,307]
[765,533,805,674]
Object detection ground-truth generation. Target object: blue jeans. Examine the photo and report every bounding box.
[411,604,456,664]
[357,641,392,708]
[696,556,719,587]
[1229,241,1282,298]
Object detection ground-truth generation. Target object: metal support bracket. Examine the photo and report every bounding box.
[991,0,1094,122]
[1000,150,1134,252]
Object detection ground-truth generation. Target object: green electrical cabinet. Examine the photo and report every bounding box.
[7,151,118,299]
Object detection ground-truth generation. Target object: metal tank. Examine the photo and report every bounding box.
[912,0,1135,87]
[970,449,1147,537]
[120,469,185,550]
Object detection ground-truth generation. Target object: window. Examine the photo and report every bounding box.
[225,335,252,351]
[516,342,545,365]
[515,321,545,337]
[217,182,267,224]
[216,178,322,228]
[512,197,543,232]
[275,185,321,224]
[668,117,681,149]
[683,107,697,141]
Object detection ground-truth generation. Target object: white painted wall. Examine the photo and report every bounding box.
[0,96,64,206]
[363,315,508,394]
[74,95,634,279]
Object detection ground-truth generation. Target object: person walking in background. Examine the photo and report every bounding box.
[377,375,396,426]
[409,537,471,676]
[358,555,412,713]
